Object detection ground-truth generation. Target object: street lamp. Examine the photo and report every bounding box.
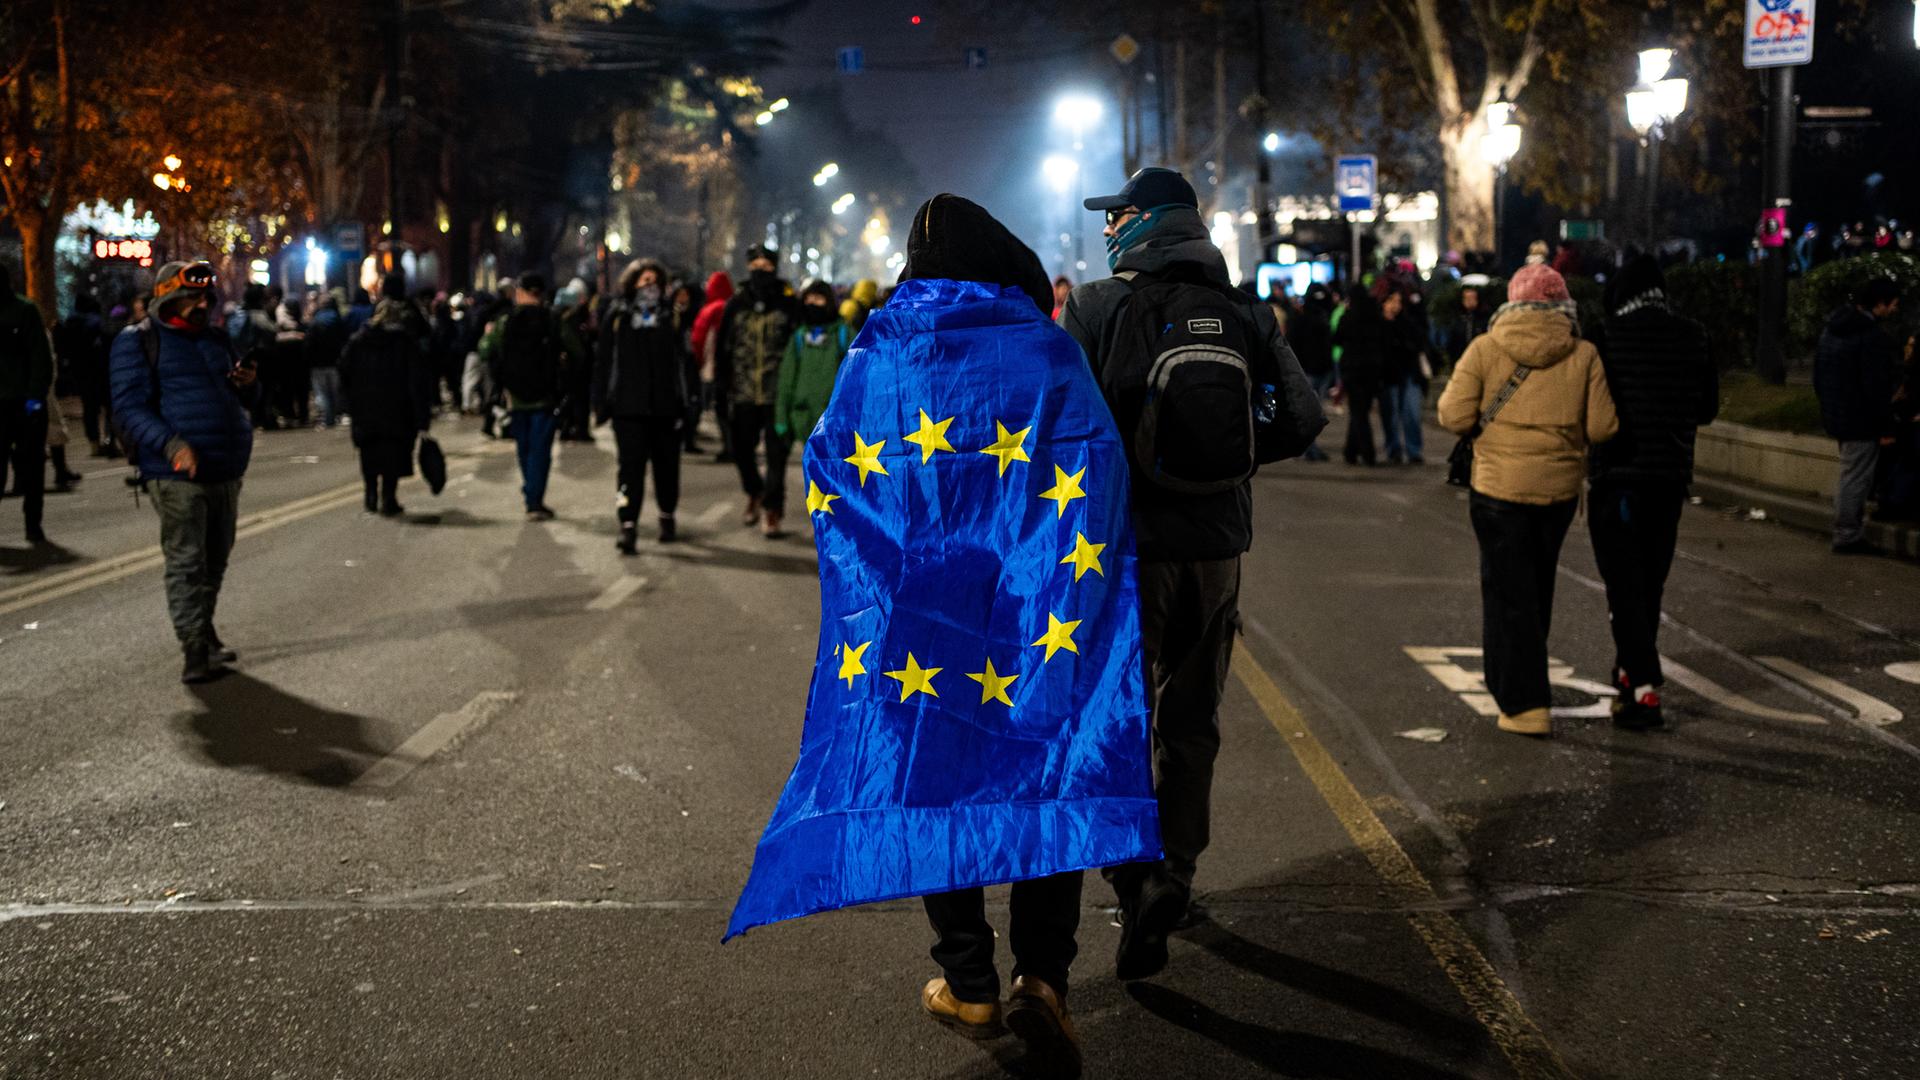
[1480,94,1523,266]
[1262,131,1281,154]
[1625,46,1689,248]
[1041,154,1078,193]
[812,162,839,187]
[1052,94,1103,271]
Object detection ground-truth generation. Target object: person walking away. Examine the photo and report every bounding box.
[669,280,706,453]
[839,277,880,333]
[1289,283,1336,461]
[339,273,434,517]
[481,273,584,521]
[274,296,309,426]
[1813,277,1901,554]
[1438,264,1617,737]
[110,261,258,682]
[305,289,348,428]
[57,294,117,458]
[1585,255,1718,731]
[1331,284,1388,465]
[555,279,597,442]
[772,279,852,535]
[227,285,279,431]
[691,271,734,462]
[715,246,797,531]
[0,263,56,544]
[594,260,686,550]
[1378,286,1429,464]
[1058,167,1325,980]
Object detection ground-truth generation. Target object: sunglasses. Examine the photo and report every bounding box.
[1105,208,1138,228]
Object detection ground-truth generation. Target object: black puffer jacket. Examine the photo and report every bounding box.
[1814,306,1899,442]
[593,299,685,420]
[1588,306,1718,484]
[1331,294,1388,389]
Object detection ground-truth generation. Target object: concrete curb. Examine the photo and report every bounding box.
[1691,472,1920,560]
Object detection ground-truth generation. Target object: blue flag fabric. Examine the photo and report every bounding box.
[726,277,1160,940]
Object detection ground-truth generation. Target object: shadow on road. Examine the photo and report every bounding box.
[176,672,390,787]
[0,540,82,575]
[1124,982,1476,1080]
[401,508,495,528]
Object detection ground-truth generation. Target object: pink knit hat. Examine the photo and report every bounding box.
[1507,264,1570,303]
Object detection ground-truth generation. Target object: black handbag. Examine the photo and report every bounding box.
[1445,366,1531,488]
[418,436,447,495]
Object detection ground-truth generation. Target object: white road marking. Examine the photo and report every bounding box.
[1757,657,1902,726]
[1888,661,1920,686]
[1404,646,1617,719]
[1658,657,1825,726]
[350,691,518,790]
[1379,490,1412,506]
[694,498,733,527]
[585,575,648,611]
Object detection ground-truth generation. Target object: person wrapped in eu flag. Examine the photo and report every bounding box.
[728,194,1158,1066]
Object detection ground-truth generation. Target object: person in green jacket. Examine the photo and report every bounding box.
[772,280,852,452]
[0,263,56,544]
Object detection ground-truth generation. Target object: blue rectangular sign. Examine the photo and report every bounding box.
[1336,156,1376,213]
[837,46,864,74]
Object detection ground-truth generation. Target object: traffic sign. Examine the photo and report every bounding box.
[334,222,363,252]
[965,47,987,70]
[837,46,864,75]
[1335,156,1377,213]
[1743,0,1815,69]
[1110,33,1140,65]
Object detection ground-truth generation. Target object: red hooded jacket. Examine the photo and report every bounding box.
[691,271,734,374]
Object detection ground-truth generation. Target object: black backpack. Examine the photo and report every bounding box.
[498,306,561,403]
[1099,268,1283,495]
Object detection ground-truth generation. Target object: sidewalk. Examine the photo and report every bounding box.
[1690,420,1920,559]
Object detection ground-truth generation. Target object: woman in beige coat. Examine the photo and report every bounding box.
[1438,264,1618,736]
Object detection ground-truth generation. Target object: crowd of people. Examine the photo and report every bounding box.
[6,158,1920,1076]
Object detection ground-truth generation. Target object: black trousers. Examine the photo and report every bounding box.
[612,416,682,523]
[1588,479,1685,689]
[1469,492,1577,716]
[922,872,1083,1005]
[1343,381,1378,464]
[357,442,409,511]
[80,383,113,447]
[0,401,49,535]
[729,402,789,512]
[1107,557,1240,898]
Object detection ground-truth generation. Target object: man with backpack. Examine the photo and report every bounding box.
[110,261,259,683]
[1058,167,1324,982]
[480,273,586,521]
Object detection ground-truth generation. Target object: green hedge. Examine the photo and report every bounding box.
[1665,260,1757,371]
[1788,253,1920,354]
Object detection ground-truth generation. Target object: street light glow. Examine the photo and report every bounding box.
[152,172,172,190]
[769,98,790,112]
[163,154,182,172]
[755,111,774,126]
[1042,154,1079,193]
[1052,94,1103,132]
[1637,48,1674,85]
[1654,77,1689,121]
[1262,132,1281,154]
[812,162,840,186]
[1625,88,1660,137]
[1481,122,1522,166]
[831,192,856,215]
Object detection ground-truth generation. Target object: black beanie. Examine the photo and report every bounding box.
[1605,254,1665,314]
[899,193,1052,316]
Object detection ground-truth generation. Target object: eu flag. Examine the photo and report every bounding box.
[726,278,1160,940]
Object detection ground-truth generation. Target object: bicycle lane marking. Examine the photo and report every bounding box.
[1231,645,1577,1080]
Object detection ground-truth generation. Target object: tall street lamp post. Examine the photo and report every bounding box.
[1480,95,1522,269]
[1042,154,1080,276]
[1624,48,1689,250]
[1053,94,1103,272]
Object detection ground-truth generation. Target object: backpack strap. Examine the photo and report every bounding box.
[1478,365,1533,429]
[838,323,849,351]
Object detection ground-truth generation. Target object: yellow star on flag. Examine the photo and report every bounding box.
[806,480,840,516]
[978,420,1033,478]
[902,409,957,464]
[1038,465,1088,518]
[837,641,871,689]
[966,658,1020,707]
[1060,532,1106,581]
[884,652,942,702]
[843,433,890,488]
[1031,613,1082,662]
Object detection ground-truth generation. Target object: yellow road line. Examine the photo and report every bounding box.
[0,482,366,619]
[1231,649,1576,1080]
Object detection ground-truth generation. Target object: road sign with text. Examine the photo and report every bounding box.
[1336,156,1377,213]
[1743,0,1815,69]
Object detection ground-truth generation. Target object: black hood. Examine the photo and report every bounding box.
[1827,304,1881,337]
[899,193,1052,315]
[1112,206,1230,286]
[1605,254,1666,314]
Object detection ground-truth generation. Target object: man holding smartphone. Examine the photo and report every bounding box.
[111,261,258,683]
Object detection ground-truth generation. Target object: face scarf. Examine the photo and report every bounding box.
[799,301,836,326]
[748,269,781,303]
[1104,206,1173,271]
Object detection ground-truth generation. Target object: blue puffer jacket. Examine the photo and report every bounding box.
[110,320,255,482]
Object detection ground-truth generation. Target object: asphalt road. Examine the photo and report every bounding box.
[1,411,1916,1079]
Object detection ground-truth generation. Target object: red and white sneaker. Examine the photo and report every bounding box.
[1614,685,1664,731]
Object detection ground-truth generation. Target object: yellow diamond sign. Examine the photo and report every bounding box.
[1110,33,1140,65]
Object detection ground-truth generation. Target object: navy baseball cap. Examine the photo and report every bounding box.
[1084,167,1199,212]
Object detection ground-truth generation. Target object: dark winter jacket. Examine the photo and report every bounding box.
[54,311,109,397]
[1382,314,1426,384]
[1287,301,1334,377]
[1589,305,1719,484]
[306,305,348,370]
[1445,308,1491,363]
[1058,205,1326,562]
[340,300,435,447]
[593,298,685,420]
[1814,306,1900,442]
[109,319,254,483]
[717,274,797,407]
[1330,294,1388,389]
[0,292,54,403]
